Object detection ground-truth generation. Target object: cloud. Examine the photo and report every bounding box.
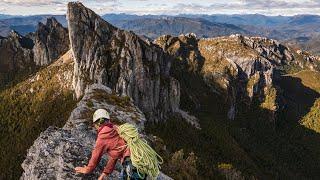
[1,0,65,6]
[0,0,320,15]
[171,0,320,15]
[0,0,118,6]
[240,0,320,9]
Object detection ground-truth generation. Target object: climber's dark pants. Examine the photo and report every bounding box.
[121,157,146,180]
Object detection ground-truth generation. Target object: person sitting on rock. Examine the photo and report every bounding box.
[74,109,145,180]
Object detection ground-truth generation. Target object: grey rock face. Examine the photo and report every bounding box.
[0,30,34,72]
[0,30,35,86]
[236,35,294,65]
[21,126,110,180]
[33,17,69,66]
[21,84,172,179]
[67,2,180,121]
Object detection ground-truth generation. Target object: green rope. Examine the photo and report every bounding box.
[117,123,163,179]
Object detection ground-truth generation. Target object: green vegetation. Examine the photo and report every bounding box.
[301,98,320,133]
[246,74,259,91]
[0,67,38,91]
[165,150,198,180]
[246,74,260,98]
[291,70,320,92]
[269,69,320,179]
[260,86,277,111]
[146,110,261,179]
[0,57,77,179]
[147,57,261,179]
[289,70,320,133]
[147,135,200,179]
[218,163,233,170]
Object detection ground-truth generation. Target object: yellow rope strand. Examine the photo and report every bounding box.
[117,123,163,179]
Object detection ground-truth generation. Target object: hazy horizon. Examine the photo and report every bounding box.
[0,0,319,16]
[1,12,320,17]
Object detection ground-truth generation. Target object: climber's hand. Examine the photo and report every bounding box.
[75,166,90,174]
[98,172,107,180]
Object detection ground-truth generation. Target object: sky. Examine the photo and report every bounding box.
[0,0,320,16]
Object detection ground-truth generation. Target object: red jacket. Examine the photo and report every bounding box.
[86,122,130,174]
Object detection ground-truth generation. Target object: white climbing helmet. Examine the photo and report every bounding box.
[93,109,110,123]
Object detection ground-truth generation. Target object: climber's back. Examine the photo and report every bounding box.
[97,123,130,161]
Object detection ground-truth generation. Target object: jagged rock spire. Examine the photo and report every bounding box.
[67,2,180,121]
[33,17,69,66]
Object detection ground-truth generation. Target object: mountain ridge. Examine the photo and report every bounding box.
[1,13,320,55]
[1,2,320,179]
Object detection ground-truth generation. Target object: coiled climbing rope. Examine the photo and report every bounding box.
[117,123,163,179]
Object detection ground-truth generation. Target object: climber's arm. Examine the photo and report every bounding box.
[75,138,104,174]
[103,156,117,175]
[86,139,105,172]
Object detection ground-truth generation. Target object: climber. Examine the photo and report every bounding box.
[74,108,145,180]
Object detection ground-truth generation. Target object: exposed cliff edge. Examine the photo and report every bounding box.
[67,2,180,122]
[21,84,171,180]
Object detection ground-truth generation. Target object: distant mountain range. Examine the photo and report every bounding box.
[110,17,251,39]
[0,15,66,36]
[0,14,16,20]
[0,13,320,54]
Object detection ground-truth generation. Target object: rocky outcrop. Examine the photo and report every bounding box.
[294,49,320,71]
[233,34,294,65]
[21,126,110,180]
[21,84,171,180]
[67,2,180,121]
[33,17,69,66]
[0,30,35,86]
[233,34,320,71]
[155,34,279,121]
